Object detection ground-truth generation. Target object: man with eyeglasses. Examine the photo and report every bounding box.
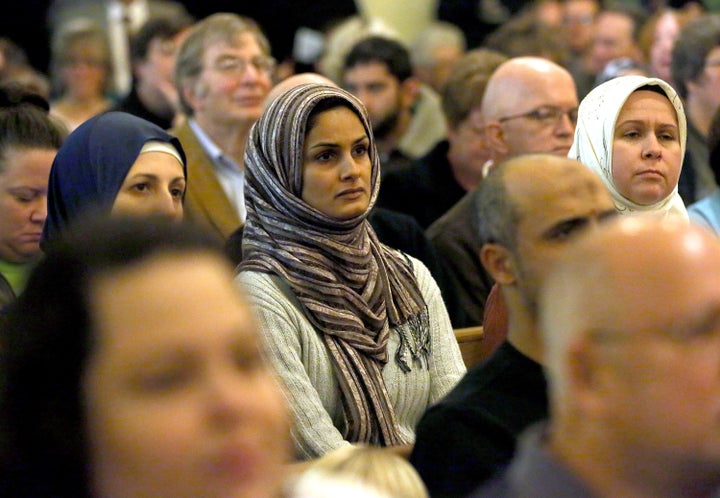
[671,13,720,206]
[172,13,275,241]
[470,216,720,498]
[424,56,579,329]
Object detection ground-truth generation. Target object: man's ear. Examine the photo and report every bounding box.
[485,120,509,158]
[563,332,615,416]
[181,80,202,113]
[399,76,420,110]
[480,243,517,285]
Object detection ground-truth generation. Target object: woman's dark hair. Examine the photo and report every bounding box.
[305,95,365,134]
[0,215,223,497]
[0,82,66,174]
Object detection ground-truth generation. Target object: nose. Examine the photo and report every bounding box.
[153,191,183,221]
[555,113,575,136]
[339,154,361,180]
[204,364,258,431]
[643,135,663,159]
[30,198,47,224]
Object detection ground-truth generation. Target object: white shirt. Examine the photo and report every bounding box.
[107,0,149,97]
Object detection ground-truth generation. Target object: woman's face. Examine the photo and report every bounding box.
[111,150,186,221]
[301,106,373,220]
[612,90,682,206]
[84,252,291,498]
[62,42,107,99]
[0,147,56,263]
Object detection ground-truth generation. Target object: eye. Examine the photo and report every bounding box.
[232,347,264,374]
[623,130,641,139]
[315,150,335,162]
[9,189,39,203]
[658,132,677,141]
[131,366,193,393]
[352,143,368,157]
[545,219,588,241]
[13,194,35,203]
[171,187,185,199]
[132,182,150,193]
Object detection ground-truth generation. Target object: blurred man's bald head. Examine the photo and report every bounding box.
[263,73,338,109]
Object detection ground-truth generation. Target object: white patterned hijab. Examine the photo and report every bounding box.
[568,75,688,220]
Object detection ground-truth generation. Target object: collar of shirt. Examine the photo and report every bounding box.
[188,118,242,174]
[108,0,149,31]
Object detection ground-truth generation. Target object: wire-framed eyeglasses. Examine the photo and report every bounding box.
[498,105,579,126]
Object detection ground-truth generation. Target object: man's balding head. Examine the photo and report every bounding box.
[478,154,615,324]
[263,73,338,109]
[482,57,578,160]
[541,216,720,495]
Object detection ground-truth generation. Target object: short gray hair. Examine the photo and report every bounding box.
[175,13,271,116]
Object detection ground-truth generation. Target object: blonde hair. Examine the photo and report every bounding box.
[304,445,429,498]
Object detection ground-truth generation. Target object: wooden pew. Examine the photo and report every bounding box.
[454,326,485,369]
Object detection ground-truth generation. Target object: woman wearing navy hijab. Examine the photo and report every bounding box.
[41,111,187,248]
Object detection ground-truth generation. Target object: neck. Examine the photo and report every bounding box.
[550,419,720,498]
[194,114,251,167]
[686,96,712,138]
[447,143,491,192]
[503,288,543,363]
[136,82,174,119]
[375,111,411,157]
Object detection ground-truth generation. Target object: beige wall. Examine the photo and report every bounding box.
[355,0,439,44]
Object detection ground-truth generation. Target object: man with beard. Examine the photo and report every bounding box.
[374,48,507,229]
[342,35,447,175]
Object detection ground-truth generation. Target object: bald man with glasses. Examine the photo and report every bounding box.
[425,57,579,329]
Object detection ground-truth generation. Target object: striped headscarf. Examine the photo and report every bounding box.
[240,84,429,446]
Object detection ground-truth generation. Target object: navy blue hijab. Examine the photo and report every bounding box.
[41,112,187,248]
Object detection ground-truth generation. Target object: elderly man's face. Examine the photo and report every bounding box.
[493,70,578,159]
[593,228,720,469]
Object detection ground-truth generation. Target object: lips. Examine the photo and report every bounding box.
[234,95,264,106]
[19,233,42,243]
[637,169,664,178]
[336,187,366,199]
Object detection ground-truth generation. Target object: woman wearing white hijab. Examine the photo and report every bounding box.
[569,75,688,219]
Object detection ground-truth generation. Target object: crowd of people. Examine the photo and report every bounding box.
[1,0,720,497]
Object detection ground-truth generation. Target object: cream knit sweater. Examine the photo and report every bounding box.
[237,256,466,459]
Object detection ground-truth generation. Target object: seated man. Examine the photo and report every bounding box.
[377,48,507,229]
[112,15,193,129]
[342,35,446,174]
[427,56,578,327]
[410,154,615,498]
[472,216,720,498]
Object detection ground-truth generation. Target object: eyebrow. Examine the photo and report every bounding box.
[308,135,368,150]
[543,209,617,239]
[125,173,186,183]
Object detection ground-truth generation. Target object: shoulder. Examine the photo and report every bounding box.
[688,191,720,233]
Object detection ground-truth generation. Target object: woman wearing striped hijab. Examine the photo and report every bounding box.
[237,83,465,459]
